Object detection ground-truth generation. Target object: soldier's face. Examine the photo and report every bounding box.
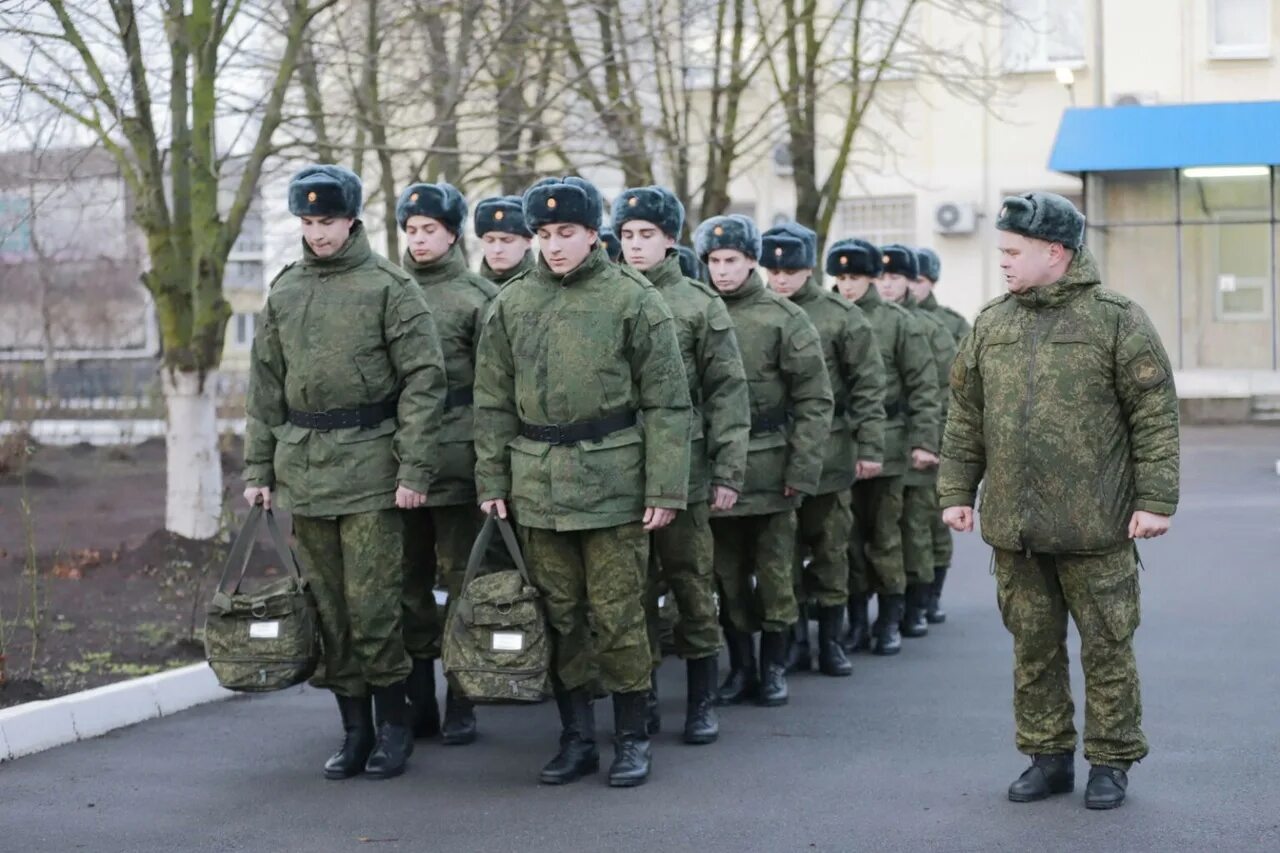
[707,249,755,293]
[908,276,934,303]
[404,216,457,263]
[482,232,531,272]
[834,274,873,302]
[300,215,355,258]
[537,224,596,274]
[998,231,1060,292]
[619,221,675,271]
[876,272,910,302]
[767,268,809,297]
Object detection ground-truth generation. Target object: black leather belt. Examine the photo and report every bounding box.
[519,410,637,445]
[445,386,474,409]
[884,400,902,419]
[288,398,398,431]
[750,408,789,435]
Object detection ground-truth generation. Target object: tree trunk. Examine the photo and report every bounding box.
[163,369,223,539]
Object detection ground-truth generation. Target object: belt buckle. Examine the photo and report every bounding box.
[544,424,563,445]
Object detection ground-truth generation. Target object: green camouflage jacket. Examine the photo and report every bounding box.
[854,286,942,478]
[901,294,958,487]
[920,291,971,344]
[717,272,833,516]
[481,251,534,286]
[245,223,447,516]
[938,247,1181,554]
[642,252,750,503]
[473,246,692,532]
[791,277,887,493]
[402,242,499,505]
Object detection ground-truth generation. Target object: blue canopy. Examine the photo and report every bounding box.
[1049,101,1280,173]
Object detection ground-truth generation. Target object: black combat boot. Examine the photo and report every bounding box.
[758,630,789,707]
[609,691,653,787]
[441,686,477,745]
[1007,753,1075,802]
[365,682,414,779]
[323,693,375,780]
[872,593,903,656]
[683,656,719,745]
[784,603,812,673]
[405,658,440,739]
[926,567,948,624]
[1084,765,1128,810]
[900,583,930,638]
[716,628,760,705]
[539,688,599,785]
[645,671,661,735]
[841,592,871,654]
[816,605,853,677]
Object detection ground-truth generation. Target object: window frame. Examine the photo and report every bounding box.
[1001,0,1087,73]
[1208,0,1273,60]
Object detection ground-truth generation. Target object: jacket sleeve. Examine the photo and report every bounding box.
[937,327,985,508]
[842,306,887,464]
[781,312,835,495]
[243,297,286,487]
[632,291,693,509]
[1115,304,1180,516]
[473,298,519,503]
[385,283,447,494]
[697,297,751,493]
[899,312,942,454]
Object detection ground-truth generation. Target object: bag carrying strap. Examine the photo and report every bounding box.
[457,510,530,599]
[214,501,302,600]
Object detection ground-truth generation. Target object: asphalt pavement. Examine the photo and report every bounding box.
[2,425,1278,853]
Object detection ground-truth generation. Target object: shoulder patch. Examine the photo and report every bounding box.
[1126,351,1167,390]
[267,262,296,289]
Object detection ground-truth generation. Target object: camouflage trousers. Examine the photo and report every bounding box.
[994,546,1147,769]
[293,509,411,697]
[931,511,953,570]
[794,490,853,607]
[712,511,799,633]
[900,482,938,586]
[847,475,907,596]
[646,502,721,663]
[519,522,651,695]
[401,503,482,660]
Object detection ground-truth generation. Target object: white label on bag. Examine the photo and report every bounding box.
[492,631,524,652]
[249,621,280,639]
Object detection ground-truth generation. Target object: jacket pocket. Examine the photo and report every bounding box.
[333,420,399,493]
[564,428,644,512]
[743,430,787,494]
[508,435,551,506]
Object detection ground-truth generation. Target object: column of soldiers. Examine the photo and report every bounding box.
[243,165,976,788]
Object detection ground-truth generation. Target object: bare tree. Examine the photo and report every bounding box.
[1,0,338,539]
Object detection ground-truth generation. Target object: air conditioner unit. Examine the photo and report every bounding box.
[934,202,977,235]
[1113,91,1159,107]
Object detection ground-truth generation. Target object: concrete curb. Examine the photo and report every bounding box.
[0,663,234,763]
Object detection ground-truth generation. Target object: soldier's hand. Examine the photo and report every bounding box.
[643,506,677,531]
[711,486,739,512]
[481,499,508,520]
[942,506,973,533]
[243,486,272,510]
[783,486,799,498]
[1128,510,1170,539]
[395,485,428,509]
[910,448,940,470]
[856,460,883,480]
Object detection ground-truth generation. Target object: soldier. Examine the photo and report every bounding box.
[876,244,956,638]
[693,214,833,708]
[940,192,1179,810]
[613,186,750,744]
[826,239,941,657]
[909,247,970,624]
[599,225,623,262]
[473,176,691,788]
[396,181,500,746]
[244,164,447,780]
[475,195,535,285]
[760,223,886,677]
[677,244,707,282]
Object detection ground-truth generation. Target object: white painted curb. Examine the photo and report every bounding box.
[0,663,234,762]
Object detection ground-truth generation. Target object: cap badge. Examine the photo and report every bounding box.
[713,226,724,236]
[410,192,419,203]
[494,210,505,221]
[628,196,638,207]
[840,256,848,266]
[774,247,783,257]
[546,197,557,210]
[307,191,317,203]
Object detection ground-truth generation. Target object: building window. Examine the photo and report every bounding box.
[1209,0,1272,59]
[1002,0,1085,72]
[0,194,32,256]
[232,313,256,349]
[833,195,917,247]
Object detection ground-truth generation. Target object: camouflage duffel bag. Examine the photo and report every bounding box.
[204,502,319,692]
[443,511,550,704]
